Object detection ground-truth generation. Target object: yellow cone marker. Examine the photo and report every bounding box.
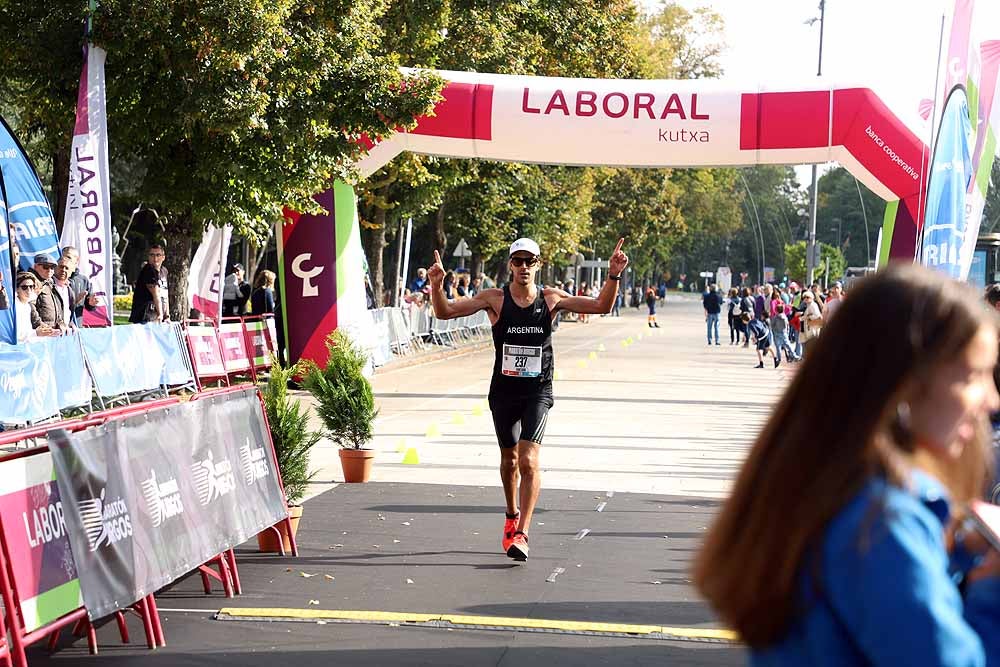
[620,339,628,348]
[588,351,597,360]
[576,359,588,369]
[402,448,420,465]
[451,412,466,425]
[396,438,407,453]
[471,403,484,417]
[627,337,634,345]
[425,423,441,438]
[598,343,606,352]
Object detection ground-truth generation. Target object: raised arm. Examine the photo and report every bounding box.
[428,250,497,320]
[551,238,629,315]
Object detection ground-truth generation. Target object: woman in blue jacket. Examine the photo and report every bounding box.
[695,263,1000,666]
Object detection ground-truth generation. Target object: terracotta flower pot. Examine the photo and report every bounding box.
[339,448,375,483]
[257,504,304,553]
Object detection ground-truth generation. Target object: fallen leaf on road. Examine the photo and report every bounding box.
[300,572,318,578]
[308,599,320,605]
[402,521,411,526]
[393,539,401,543]
[651,580,662,585]
[406,579,414,584]
[329,544,344,549]
[324,575,335,581]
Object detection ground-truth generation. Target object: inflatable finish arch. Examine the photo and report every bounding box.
[358,70,929,262]
[279,71,929,366]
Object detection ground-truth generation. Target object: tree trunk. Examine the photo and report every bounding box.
[434,204,447,255]
[163,212,194,321]
[369,195,389,307]
[51,148,70,235]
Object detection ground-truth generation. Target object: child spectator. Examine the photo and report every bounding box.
[742,312,778,368]
[771,304,800,363]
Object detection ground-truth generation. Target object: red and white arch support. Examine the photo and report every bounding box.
[358,70,928,262]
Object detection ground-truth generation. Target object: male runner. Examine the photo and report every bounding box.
[429,237,629,561]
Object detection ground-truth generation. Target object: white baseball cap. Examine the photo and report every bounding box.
[509,238,541,257]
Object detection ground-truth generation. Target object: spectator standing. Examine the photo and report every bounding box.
[14,272,58,342]
[771,304,799,363]
[442,270,457,301]
[129,244,169,323]
[754,286,767,320]
[222,263,251,316]
[727,288,741,345]
[800,290,824,353]
[456,273,470,298]
[740,288,755,348]
[645,287,659,327]
[824,281,844,321]
[470,276,481,297]
[703,284,722,345]
[30,253,67,331]
[696,264,1000,665]
[410,267,428,293]
[52,257,75,327]
[251,270,276,314]
[61,246,96,322]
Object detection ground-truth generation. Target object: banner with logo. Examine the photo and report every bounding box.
[60,45,113,326]
[0,342,60,423]
[0,115,60,271]
[0,179,13,344]
[187,224,231,321]
[921,89,973,278]
[0,451,83,632]
[280,181,382,369]
[48,388,286,620]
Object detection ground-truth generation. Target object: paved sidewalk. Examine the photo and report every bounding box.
[28,297,787,666]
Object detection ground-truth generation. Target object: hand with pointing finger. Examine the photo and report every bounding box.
[428,250,445,288]
[609,238,629,276]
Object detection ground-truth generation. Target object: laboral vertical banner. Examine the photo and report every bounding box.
[187,224,231,320]
[279,180,377,367]
[61,44,113,326]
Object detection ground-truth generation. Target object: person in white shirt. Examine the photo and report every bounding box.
[14,272,58,343]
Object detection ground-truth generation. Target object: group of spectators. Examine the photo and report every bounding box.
[703,279,846,369]
[398,265,627,325]
[125,243,278,324]
[11,243,99,343]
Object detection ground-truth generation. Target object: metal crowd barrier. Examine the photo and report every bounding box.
[369,305,491,360]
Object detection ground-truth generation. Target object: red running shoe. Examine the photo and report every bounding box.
[507,531,529,561]
[502,513,519,552]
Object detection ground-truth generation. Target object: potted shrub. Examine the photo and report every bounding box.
[258,358,322,552]
[303,330,378,482]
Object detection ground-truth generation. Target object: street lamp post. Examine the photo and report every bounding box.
[805,0,826,286]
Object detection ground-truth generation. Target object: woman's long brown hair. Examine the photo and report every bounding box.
[693,263,996,648]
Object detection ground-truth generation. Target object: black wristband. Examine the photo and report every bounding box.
[609,274,621,281]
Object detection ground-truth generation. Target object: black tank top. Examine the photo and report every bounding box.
[489,285,554,403]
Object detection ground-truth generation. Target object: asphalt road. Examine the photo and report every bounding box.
[29,295,788,666]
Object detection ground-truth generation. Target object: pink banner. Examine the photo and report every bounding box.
[943,0,976,93]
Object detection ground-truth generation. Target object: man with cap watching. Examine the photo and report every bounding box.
[30,253,68,331]
[429,237,629,562]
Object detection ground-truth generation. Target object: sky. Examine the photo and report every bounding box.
[657,0,1000,186]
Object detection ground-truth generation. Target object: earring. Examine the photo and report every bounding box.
[892,400,914,448]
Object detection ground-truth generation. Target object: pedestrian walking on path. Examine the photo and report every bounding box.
[695,264,1000,665]
[428,237,629,562]
[703,284,722,345]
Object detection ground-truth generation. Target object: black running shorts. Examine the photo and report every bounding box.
[489,396,552,448]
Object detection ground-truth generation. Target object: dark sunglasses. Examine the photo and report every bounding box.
[510,256,539,268]
[18,283,36,291]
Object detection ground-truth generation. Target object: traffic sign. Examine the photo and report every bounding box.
[699,271,713,278]
[453,238,472,258]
